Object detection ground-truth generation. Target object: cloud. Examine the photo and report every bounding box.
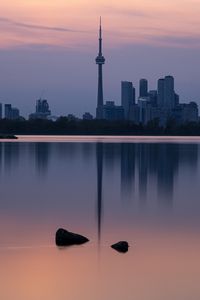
[149,34,200,46]
[101,5,153,18]
[0,17,84,33]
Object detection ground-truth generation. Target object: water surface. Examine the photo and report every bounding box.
[0,136,200,300]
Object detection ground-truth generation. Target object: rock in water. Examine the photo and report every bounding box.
[56,228,89,246]
[111,241,129,253]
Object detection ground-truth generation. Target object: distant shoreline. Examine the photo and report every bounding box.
[0,135,18,139]
[0,118,200,136]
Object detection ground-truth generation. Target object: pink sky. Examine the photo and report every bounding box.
[0,0,200,117]
[1,0,200,49]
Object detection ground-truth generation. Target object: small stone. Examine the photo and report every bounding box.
[56,228,89,246]
[111,241,129,253]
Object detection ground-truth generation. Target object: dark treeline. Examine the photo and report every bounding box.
[0,117,200,135]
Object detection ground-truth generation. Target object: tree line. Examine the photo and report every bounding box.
[0,117,200,135]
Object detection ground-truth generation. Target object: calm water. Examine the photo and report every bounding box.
[0,136,200,300]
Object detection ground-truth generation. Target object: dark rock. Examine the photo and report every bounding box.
[111,241,129,253]
[56,228,89,246]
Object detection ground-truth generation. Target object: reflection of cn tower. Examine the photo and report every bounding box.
[96,17,105,119]
[96,143,103,246]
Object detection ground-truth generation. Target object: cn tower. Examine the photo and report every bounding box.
[96,17,105,119]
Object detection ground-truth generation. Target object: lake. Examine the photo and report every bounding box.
[0,136,200,300]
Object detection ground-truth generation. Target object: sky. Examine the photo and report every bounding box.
[0,0,200,117]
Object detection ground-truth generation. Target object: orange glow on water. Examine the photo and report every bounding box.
[0,227,200,300]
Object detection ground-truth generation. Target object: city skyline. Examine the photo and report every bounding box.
[0,1,200,117]
[0,72,198,125]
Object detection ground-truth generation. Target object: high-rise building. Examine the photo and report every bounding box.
[133,86,136,104]
[5,104,12,119]
[4,104,20,120]
[175,93,180,106]
[83,112,93,120]
[138,97,151,125]
[103,101,124,121]
[157,78,165,107]
[96,18,105,119]
[0,103,2,119]
[164,75,175,109]
[129,104,140,124]
[121,81,135,119]
[11,108,20,119]
[29,99,51,119]
[149,90,157,107]
[139,79,148,97]
[181,102,199,123]
[36,99,51,115]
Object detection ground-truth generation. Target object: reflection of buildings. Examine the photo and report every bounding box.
[103,143,120,172]
[120,143,198,205]
[157,144,179,204]
[0,143,2,175]
[138,144,148,201]
[34,143,51,176]
[94,142,198,208]
[96,143,103,244]
[121,143,136,198]
[4,142,20,171]
[0,140,198,222]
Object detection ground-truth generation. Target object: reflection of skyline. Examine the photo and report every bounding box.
[4,143,19,173]
[157,144,178,204]
[121,143,136,199]
[0,143,2,176]
[34,143,51,176]
[0,141,198,209]
[94,142,199,244]
[96,143,103,245]
[120,143,198,206]
[138,144,148,202]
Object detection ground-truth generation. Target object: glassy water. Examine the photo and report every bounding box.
[0,136,200,300]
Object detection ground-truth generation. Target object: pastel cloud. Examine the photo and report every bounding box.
[0,0,200,49]
[0,18,81,33]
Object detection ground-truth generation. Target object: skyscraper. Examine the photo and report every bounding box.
[36,99,51,115]
[164,75,175,109]
[121,81,135,119]
[157,78,165,107]
[29,99,51,119]
[96,18,105,119]
[133,86,136,104]
[5,104,12,119]
[4,104,20,120]
[0,103,2,119]
[139,79,148,97]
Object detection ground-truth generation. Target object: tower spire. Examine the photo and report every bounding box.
[99,16,102,55]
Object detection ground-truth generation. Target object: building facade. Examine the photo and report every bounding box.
[0,103,2,119]
[120,76,199,126]
[29,99,51,120]
[139,79,148,98]
[5,104,20,120]
[121,81,135,119]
